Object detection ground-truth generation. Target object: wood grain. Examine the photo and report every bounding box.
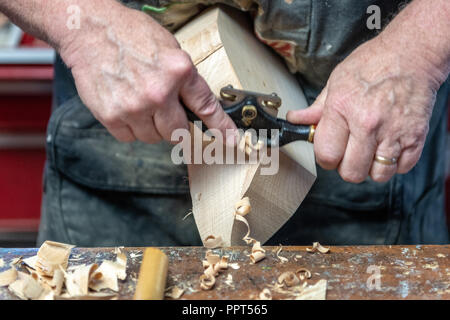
[175,6,316,246]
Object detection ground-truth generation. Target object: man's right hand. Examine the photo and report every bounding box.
[59,2,237,145]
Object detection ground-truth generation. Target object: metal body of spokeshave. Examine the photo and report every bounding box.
[183,85,315,147]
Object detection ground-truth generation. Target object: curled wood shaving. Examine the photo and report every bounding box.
[259,288,272,300]
[295,268,312,281]
[65,263,99,296]
[204,235,224,249]
[36,241,75,277]
[306,242,330,254]
[0,258,4,268]
[277,271,300,287]
[199,250,228,291]
[182,211,193,221]
[165,286,185,299]
[0,267,18,287]
[234,198,266,263]
[235,197,251,216]
[199,273,216,290]
[250,241,266,264]
[275,245,288,263]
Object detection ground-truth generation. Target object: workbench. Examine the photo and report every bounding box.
[0,245,449,300]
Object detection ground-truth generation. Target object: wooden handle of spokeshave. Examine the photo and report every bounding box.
[134,248,168,300]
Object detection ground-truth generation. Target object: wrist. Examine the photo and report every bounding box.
[378,0,450,89]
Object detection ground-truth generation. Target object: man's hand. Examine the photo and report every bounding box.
[287,0,450,183]
[59,3,237,145]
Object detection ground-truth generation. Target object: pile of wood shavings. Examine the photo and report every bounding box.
[0,241,127,300]
[199,250,229,290]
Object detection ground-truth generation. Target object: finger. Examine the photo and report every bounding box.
[369,140,401,182]
[106,125,136,142]
[126,113,162,144]
[287,86,328,125]
[180,70,238,146]
[396,144,423,174]
[338,133,376,183]
[314,106,349,170]
[153,100,190,143]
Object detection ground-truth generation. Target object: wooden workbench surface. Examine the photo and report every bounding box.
[0,245,449,300]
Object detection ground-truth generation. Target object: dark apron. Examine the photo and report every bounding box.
[38,0,449,246]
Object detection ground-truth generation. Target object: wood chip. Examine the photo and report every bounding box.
[36,241,75,277]
[22,255,38,270]
[0,267,18,287]
[295,268,312,280]
[306,242,330,254]
[0,258,4,268]
[66,263,99,296]
[259,288,272,300]
[275,245,288,263]
[224,274,234,287]
[235,197,251,216]
[277,271,300,287]
[250,241,266,264]
[229,263,240,270]
[204,235,224,249]
[51,269,64,295]
[8,271,46,300]
[165,286,185,299]
[199,273,216,290]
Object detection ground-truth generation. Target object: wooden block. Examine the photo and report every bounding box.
[175,6,316,246]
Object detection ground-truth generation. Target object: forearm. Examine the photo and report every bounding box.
[381,0,450,86]
[0,0,124,52]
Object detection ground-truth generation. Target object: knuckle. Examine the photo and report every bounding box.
[359,113,380,134]
[101,110,122,127]
[146,89,170,107]
[124,100,144,116]
[169,51,194,79]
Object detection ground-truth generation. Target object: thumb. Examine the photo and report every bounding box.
[286,86,328,125]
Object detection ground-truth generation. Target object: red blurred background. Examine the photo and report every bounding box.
[0,29,449,247]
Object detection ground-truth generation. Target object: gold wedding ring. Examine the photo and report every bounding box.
[308,125,316,143]
[374,155,398,165]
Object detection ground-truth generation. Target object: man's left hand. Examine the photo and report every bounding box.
[287,34,441,183]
